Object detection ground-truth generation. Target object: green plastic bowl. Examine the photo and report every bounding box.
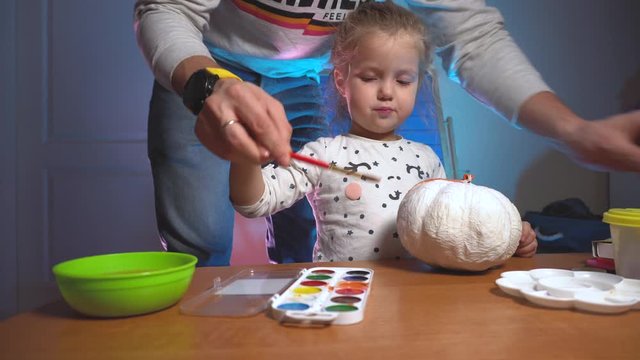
[52,251,197,318]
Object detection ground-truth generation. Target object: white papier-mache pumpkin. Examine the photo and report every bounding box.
[397,177,522,271]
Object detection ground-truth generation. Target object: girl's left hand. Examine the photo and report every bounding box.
[515,221,537,257]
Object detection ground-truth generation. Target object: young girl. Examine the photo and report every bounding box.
[229,1,537,262]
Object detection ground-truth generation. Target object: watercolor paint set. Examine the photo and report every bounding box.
[269,267,374,326]
[180,266,374,326]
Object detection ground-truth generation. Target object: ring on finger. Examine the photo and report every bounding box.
[221,119,241,130]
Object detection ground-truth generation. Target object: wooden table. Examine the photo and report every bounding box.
[1,254,638,359]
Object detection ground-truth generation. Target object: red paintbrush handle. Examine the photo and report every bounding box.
[290,152,330,169]
[290,152,381,183]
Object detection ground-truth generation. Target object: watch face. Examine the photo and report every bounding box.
[183,69,219,115]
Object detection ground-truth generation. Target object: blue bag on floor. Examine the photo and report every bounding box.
[523,198,610,253]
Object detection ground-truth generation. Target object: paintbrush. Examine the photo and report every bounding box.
[290,152,381,183]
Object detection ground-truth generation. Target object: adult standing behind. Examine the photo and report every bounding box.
[134,0,640,266]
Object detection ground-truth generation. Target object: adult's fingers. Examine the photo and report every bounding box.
[564,111,640,172]
[195,106,264,164]
[196,80,291,164]
[222,119,267,164]
[229,84,292,165]
[607,111,640,171]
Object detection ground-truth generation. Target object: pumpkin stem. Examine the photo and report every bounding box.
[407,173,475,192]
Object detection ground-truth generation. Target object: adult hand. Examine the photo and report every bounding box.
[515,221,537,258]
[194,78,293,166]
[558,110,640,172]
[519,92,640,172]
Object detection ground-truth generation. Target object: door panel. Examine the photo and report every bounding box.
[48,168,160,268]
[1,0,18,320]
[50,0,149,141]
[15,0,158,312]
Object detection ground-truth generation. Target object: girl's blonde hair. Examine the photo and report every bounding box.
[330,1,432,77]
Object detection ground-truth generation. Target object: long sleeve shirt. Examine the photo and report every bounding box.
[134,0,550,124]
[233,134,446,262]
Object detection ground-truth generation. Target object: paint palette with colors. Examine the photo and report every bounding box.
[269,267,374,326]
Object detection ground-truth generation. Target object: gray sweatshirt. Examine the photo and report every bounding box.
[134,0,550,124]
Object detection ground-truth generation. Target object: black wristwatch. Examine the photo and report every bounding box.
[182,67,241,115]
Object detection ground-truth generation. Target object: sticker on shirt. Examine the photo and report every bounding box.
[345,182,362,200]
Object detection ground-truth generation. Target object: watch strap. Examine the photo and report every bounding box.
[182,67,242,115]
[204,67,242,81]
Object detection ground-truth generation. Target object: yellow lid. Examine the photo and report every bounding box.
[603,208,640,228]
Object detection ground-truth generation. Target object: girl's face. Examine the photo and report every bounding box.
[335,31,420,141]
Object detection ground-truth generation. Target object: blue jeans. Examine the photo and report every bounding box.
[147,63,328,266]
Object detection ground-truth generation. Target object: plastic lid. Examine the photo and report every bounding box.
[603,208,640,228]
[179,268,303,317]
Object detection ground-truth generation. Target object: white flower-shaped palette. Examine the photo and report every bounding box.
[495,268,640,314]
